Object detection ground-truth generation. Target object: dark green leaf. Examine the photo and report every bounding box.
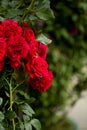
[9,0,19,8]
[16,90,35,104]
[37,34,52,44]
[34,0,50,10]
[6,9,23,18]
[30,119,41,130]
[17,90,30,100]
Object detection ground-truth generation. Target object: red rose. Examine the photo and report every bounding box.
[26,41,48,61]
[29,40,38,59]
[25,56,48,78]
[23,28,35,43]
[38,42,48,59]
[29,71,53,92]
[0,38,6,61]
[0,24,4,37]
[6,35,29,68]
[9,59,21,68]
[2,19,22,38]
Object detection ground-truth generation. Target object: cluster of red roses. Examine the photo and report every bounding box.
[0,19,53,92]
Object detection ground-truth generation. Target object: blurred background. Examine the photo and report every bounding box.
[30,0,87,130]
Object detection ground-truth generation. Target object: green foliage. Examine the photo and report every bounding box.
[20,103,35,116]
[30,119,41,130]
[19,103,41,130]
[0,0,54,22]
[0,71,42,130]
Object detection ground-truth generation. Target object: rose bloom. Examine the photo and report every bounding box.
[23,27,35,43]
[0,24,4,37]
[29,71,53,92]
[26,41,48,61]
[29,40,38,59]
[6,35,29,68]
[25,56,48,78]
[0,38,6,61]
[0,38,6,71]
[2,19,22,38]
[38,42,48,59]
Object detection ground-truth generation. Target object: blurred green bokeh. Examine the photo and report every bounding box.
[30,0,87,130]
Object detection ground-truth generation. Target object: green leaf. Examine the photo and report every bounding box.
[23,115,32,130]
[9,0,19,8]
[36,8,54,20]
[1,0,9,8]
[30,119,41,130]
[19,119,24,130]
[0,98,3,105]
[28,15,38,21]
[17,90,30,100]
[0,112,4,122]
[6,9,23,18]
[37,34,52,44]
[20,103,35,117]
[16,90,35,104]
[33,0,50,10]
[23,115,30,122]
[24,123,32,130]
[5,91,10,97]
[33,0,55,20]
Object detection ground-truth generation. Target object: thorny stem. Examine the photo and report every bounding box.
[12,79,25,93]
[9,83,16,130]
[9,83,13,110]
[4,77,15,130]
[9,83,15,130]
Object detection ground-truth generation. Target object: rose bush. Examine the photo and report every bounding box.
[0,19,53,91]
[0,0,55,129]
[0,18,53,130]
